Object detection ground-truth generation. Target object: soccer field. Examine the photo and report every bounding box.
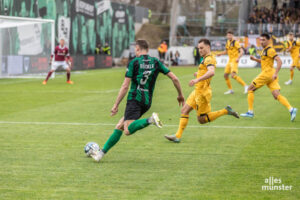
[0,67,299,200]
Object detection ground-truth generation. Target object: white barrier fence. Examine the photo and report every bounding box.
[167,47,293,68]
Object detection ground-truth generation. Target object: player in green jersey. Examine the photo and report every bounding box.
[90,40,185,162]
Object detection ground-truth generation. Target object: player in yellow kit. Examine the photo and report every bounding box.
[285,32,300,85]
[165,39,239,143]
[241,33,297,121]
[217,30,248,94]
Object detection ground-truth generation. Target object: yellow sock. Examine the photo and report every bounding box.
[248,91,254,111]
[277,95,292,111]
[175,114,189,139]
[290,70,294,80]
[225,78,232,90]
[233,75,246,86]
[206,109,228,122]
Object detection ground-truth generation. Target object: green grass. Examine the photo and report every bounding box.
[0,67,299,200]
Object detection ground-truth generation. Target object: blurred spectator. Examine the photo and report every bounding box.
[95,44,102,54]
[158,41,168,61]
[172,50,180,66]
[247,5,300,36]
[193,46,200,66]
[102,43,111,55]
[248,45,257,56]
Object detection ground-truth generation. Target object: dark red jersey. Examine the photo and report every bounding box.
[51,45,70,61]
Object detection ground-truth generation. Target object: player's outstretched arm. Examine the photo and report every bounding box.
[189,66,215,87]
[216,50,227,56]
[111,77,131,116]
[273,56,282,80]
[250,55,261,63]
[166,72,185,106]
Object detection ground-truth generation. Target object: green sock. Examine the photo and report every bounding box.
[128,118,150,135]
[102,129,123,153]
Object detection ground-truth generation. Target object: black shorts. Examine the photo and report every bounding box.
[124,100,150,121]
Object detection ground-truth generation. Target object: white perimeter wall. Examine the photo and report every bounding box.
[166,46,293,68]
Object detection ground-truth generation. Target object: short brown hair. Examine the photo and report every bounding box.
[198,38,211,47]
[261,33,270,40]
[227,29,234,34]
[136,40,149,50]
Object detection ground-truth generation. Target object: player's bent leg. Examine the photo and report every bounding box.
[224,73,233,94]
[124,120,135,135]
[124,112,162,136]
[241,84,256,118]
[198,106,239,124]
[285,66,295,85]
[66,67,74,84]
[273,90,297,121]
[91,118,125,162]
[165,104,193,143]
[231,72,248,93]
[43,69,55,84]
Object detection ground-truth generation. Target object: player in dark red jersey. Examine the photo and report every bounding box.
[43,39,73,85]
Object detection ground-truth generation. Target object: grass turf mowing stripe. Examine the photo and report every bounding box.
[0,120,299,130]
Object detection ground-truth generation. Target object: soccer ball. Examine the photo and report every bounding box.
[84,142,100,157]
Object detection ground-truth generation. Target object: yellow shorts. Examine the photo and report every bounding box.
[186,90,212,116]
[292,56,300,67]
[252,72,280,91]
[224,59,238,74]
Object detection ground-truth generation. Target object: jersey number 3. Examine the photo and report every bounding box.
[140,71,152,85]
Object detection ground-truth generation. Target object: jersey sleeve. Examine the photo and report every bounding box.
[204,56,216,68]
[125,60,134,78]
[267,48,278,58]
[158,60,170,75]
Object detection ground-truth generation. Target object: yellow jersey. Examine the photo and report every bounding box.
[287,39,300,57]
[260,45,278,73]
[195,54,216,92]
[226,39,241,60]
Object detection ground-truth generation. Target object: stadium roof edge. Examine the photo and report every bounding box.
[0,15,55,23]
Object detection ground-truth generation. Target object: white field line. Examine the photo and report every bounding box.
[0,121,299,130]
[0,89,120,94]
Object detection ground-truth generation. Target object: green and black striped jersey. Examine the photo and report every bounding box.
[125,55,170,106]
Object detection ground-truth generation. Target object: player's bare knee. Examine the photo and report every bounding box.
[197,116,207,124]
[124,129,131,136]
[272,91,279,100]
[231,73,236,79]
[115,123,124,130]
[181,105,191,115]
[224,74,229,79]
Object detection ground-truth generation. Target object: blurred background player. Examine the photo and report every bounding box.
[217,30,248,95]
[43,39,73,85]
[193,45,201,65]
[165,39,239,143]
[90,40,184,161]
[241,33,297,121]
[285,32,300,85]
[157,41,168,62]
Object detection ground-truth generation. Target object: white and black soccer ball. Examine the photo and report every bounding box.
[84,142,100,157]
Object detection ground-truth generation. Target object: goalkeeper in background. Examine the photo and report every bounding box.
[43,39,73,85]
